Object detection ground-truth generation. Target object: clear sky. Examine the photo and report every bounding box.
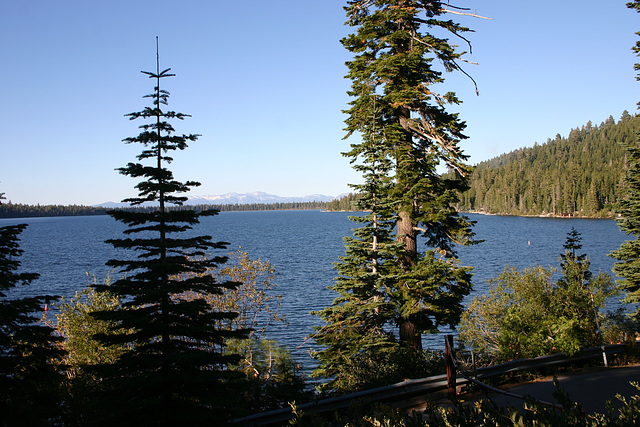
[1,1,638,205]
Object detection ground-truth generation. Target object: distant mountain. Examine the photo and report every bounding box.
[96,192,336,208]
[94,201,129,208]
[185,192,335,205]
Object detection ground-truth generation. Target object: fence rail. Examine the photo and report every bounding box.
[470,344,627,379]
[231,343,630,426]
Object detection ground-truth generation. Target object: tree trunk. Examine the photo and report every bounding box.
[397,209,422,350]
[399,316,422,351]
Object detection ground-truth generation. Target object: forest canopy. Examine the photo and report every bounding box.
[457,112,638,217]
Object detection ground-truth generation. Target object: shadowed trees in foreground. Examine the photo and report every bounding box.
[90,47,247,424]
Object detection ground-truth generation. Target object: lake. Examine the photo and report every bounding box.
[0,211,629,367]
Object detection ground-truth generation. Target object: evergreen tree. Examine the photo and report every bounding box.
[313,91,403,392]
[560,227,589,272]
[611,1,640,321]
[0,223,64,425]
[313,2,477,391]
[557,228,615,352]
[337,1,477,352]
[91,45,246,424]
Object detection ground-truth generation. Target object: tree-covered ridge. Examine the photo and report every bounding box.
[459,111,638,217]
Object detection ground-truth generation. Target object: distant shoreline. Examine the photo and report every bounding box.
[464,210,617,220]
[0,201,330,219]
[0,203,618,221]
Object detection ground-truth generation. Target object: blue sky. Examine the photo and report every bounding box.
[1,1,638,205]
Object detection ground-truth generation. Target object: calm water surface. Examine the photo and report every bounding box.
[0,211,628,367]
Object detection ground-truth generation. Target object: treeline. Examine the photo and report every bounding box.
[0,200,332,219]
[324,192,361,211]
[198,201,328,212]
[458,111,637,217]
[0,203,108,218]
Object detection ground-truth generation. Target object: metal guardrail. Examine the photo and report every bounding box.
[231,343,630,426]
[470,344,628,380]
[231,374,453,426]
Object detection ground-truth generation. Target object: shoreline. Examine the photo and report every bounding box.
[464,210,618,220]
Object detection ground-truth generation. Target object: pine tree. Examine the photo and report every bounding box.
[560,227,589,272]
[313,1,478,392]
[0,223,64,425]
[91,43,247,424]
[611,1,640,321]
[337,1,477,352]
[558,228,617,353]
[312,91,403,392]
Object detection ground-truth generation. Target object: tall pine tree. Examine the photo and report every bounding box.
[313,1,478,391]
[92,43,246,424]
[342,1,476,350]
[313,91,403,392]
[0,223,64,425]
[611,0,640,321]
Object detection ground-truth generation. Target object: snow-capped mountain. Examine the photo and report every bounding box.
[185,192,335,205]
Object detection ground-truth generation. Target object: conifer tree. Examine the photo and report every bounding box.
[313,91,403,392]
[0,223,64,425]
[560,227,591,283]
[557,228,615,351]
[611,0,640,321]
[312,1,478,392]
[335,1,477,352]
[92,43,246,424]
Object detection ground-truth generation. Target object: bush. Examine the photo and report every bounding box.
[459,229,623,361]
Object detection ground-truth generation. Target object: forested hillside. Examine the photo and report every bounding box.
[458,111,638,217]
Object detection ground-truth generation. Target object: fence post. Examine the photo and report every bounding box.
[445,334,456,397]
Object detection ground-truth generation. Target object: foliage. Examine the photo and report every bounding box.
[460,229,618,361]
[229,338,310,413]
[50,276,127,422]
[52,250,307,419]
[55,275,124,371]
[422,381,640,426]
[289,381,640,426]
[611,1,640,323]
[458,112,637,217]
[324,193,362,211]
[0,203,109,218]
[313,1,478,392]
[313,89,405,392]
[0,223,64,425]
[178,250,309,411]
[89,52,247,425]
[179,250,282,338]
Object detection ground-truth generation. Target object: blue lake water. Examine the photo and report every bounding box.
[0,211,629,368]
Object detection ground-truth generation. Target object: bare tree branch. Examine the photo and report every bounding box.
[440,7,492,20]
